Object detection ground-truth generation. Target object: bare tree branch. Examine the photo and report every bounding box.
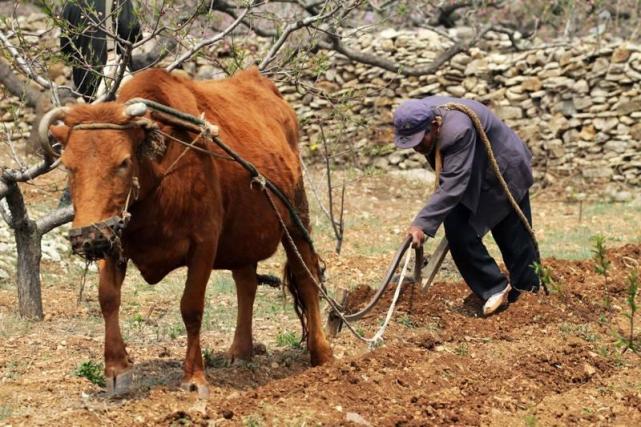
[320,125,345,254]
[259,3,343,70]
[104,42,133,100]
[0,28,55,91]
[36,205,74,235]
[166,1,254,72]
[317,25,492,77]
[0,160,56,197]
[0,198,14,227]
[0,57,42,108]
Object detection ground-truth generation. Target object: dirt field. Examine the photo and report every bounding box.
[1,168,641,426]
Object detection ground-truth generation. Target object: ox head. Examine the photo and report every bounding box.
[39,102,164,260]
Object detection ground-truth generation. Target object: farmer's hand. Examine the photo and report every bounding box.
[407,225,426,248]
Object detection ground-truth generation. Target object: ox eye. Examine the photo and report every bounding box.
[116,158,132,173]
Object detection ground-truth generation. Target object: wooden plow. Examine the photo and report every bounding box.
[326,236,450,337]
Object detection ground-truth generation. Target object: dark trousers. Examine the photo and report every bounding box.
[444,193,540,301]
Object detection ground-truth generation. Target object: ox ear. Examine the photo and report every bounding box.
[134,120,167,161]
[123,104,167,161]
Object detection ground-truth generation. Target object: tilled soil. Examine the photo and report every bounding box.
[1,244,640,426]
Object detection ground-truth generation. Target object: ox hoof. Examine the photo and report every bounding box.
[311,349,334,367]
[228,341,267,362]
[106,369,133,396]
[181,381,209,399]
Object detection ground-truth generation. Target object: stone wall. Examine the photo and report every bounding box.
[280,29,641,186]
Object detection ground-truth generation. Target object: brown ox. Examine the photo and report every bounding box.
[41,67,333,396]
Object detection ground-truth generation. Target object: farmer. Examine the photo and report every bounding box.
[393,96,540,315]
[60,0,141,102]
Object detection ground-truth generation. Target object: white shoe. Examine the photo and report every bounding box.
[483,284,512,316]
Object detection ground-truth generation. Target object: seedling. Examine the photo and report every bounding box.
[276,331,301,349]
[617,270,639,354]
[591,235,611,311]
[532,261,560,294]
[74,361,106,387]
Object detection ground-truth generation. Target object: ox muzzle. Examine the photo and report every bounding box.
[69,214,130,261]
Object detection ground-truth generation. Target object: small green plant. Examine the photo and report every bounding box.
[0,405,12,420]
[559,322,598,342]
[243,415,264,427]
[524,413,538,427]
[74,361,106,387]
[397,314,416,329]
[454,342,469,357]
[276,331,301,349]
[616,270,639,354]
[591,235,611,311]
[131,313,145,326]
[532,261,560,294]
[168,322,184,340]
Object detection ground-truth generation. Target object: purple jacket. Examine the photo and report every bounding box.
[411,96,534,237]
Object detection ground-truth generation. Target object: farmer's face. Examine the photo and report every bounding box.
[413,121,439,155]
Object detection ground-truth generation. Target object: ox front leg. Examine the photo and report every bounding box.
[98,259,132,395]
[283,239,333,366]
[180,245,215,398]
[228,266,258,361]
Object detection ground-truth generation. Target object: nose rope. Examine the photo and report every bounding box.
[122,176,139,216]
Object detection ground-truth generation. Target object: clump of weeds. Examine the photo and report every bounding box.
[74,361,105,387]
[276,331,301,349]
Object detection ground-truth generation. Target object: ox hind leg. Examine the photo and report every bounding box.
[179,244,216,398]
[282,234,333,366]
[98,259,131,395]
[228,265,258,361]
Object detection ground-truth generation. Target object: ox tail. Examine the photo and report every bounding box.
[256,273,281,288]
[283,260,309,344]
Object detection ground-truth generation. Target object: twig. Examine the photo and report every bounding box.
[319,125,345,254]
[259,3,342,70]
[320,25,493,76]
[166,2,254,72]
[104,42,133,100]
[0,199,13,227]
[36,206,74,235]
[0,160,56,198]
[0,29,55,90]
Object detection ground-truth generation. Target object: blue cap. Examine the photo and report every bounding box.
[393,100,436,149]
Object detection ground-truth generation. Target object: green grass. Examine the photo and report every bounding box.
[397,314,416,329]
[0,312,33,338]
[243,415,265,427]
[275,330,301,349]
[524,413,538,427]
[73,361,105,387]
[0,405,12,421]
[454,342,469,357]
[476,200,641,261]
[559,322,599,343]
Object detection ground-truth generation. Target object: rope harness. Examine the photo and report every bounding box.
[65,98,546,347]
[441,103,547,294]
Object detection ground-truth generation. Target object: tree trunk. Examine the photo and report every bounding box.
[4,182,44,319]
[15,219,44,320]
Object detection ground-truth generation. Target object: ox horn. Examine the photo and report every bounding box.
[38,106,68,158]
[124,102,147,117]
